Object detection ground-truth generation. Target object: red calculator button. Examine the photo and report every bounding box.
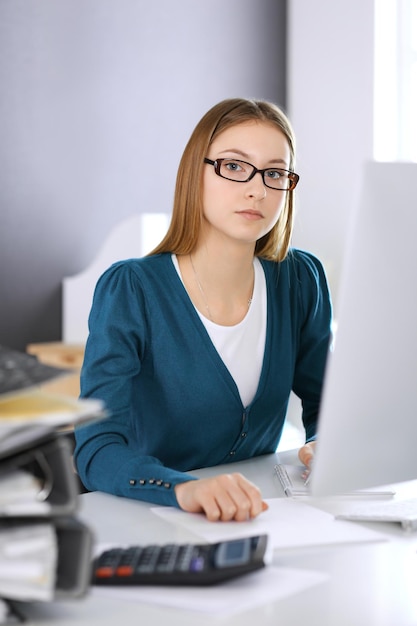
[95,567,114,578]
[116,566,134,577]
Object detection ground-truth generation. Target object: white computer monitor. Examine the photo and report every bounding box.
[311,161,417,496]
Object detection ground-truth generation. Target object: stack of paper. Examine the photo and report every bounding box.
[0,522,57,602]
[0,468,49,516]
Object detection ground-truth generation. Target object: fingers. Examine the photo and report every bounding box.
[174,473,267,522]
[298,441,316,468]
[214,474,264,521]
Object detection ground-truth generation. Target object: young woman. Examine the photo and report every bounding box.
[74,98,332,522]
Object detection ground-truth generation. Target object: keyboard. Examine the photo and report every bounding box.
[0,345,70,395]
[337,498,417,531]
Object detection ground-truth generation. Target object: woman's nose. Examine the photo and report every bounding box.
[245,172,267,199]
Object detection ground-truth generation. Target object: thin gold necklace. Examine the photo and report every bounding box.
[189,254,253,322]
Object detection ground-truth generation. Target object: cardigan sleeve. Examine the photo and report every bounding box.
[290,250,333,442]
[73,261,196,507]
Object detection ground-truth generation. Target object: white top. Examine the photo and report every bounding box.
[173,255,267,407]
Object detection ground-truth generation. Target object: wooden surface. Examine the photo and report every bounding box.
[26,342,85,398]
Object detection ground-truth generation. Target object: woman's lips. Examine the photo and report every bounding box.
[236,209,264,220]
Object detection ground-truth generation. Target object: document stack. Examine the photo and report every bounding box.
[0,345,105,622]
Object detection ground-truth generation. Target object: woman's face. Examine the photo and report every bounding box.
[201,121,291,248]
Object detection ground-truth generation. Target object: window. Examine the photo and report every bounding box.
[374,0,417,161]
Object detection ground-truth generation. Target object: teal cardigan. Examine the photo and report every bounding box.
[74,250,332,507]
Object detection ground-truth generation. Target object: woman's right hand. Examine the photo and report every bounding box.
[174,473,268,522]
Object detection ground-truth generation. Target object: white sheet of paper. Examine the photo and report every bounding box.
[151,498,385,549]
[92,565,328,615]
[0,523,57,601]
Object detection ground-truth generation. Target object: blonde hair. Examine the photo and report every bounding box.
[150,98,297,261]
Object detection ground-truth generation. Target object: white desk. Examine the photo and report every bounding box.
[17,451,417,625]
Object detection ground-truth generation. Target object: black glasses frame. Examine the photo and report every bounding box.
[204,158,299,191]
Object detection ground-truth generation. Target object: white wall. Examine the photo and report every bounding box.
[287,0,375,305]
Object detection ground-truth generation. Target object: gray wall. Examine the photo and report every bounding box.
[0,0,287,351]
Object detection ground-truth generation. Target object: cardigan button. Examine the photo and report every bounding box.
[148,478,156,484]
[229,451,236,456]
[129,479,136,486]
[241,432,247,438]
[164,482,171,489]
[139,479,146,485]
[156,479,163,486]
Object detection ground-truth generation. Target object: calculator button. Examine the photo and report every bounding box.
[190,556,205,572]
[136,546,160,572]
[116,565,134,577]
[95,566,115,578]
[155,545,178,572]
[174,546,191,571]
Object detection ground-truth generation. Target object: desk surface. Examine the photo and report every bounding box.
[18,451,417,626]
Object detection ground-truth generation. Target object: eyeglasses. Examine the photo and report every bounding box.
[204,158,299,191]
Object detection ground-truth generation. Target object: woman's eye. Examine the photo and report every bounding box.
[225,161,243,172]
[266,169,281,180]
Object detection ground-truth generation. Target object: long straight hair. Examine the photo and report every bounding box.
[150,98,297,261]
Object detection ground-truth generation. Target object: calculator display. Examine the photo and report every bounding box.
[214,537,251,568]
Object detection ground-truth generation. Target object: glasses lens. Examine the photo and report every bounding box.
[263,169,292,190]
[218,159,255,182]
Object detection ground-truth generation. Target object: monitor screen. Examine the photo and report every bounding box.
[311,161,417,496]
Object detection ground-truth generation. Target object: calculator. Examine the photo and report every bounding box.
[91,534,268,586]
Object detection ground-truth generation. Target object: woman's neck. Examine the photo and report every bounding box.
[177,245,256,326]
